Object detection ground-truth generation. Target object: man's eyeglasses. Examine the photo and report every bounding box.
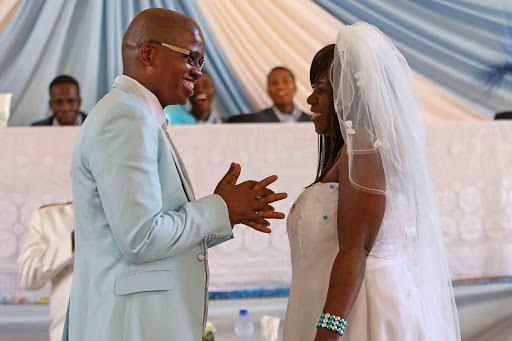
[149,40,205,69]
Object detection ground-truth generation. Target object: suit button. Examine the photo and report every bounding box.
[197,253,205,261]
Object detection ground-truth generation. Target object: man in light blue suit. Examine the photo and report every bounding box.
[63,9,286,340]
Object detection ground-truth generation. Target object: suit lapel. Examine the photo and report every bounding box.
[162,122,195,201]
[112,77,196,202]
[263,108,279,122]
[298,112,312,122]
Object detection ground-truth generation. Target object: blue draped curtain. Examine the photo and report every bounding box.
[0,0,254,126]
[314,0,512,117]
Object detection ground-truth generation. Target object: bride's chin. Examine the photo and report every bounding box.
[314,125,329,135]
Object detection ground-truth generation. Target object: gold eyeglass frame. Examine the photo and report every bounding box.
[148,40,205,69]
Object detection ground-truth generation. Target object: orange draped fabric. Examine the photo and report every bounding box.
[0,0,21,34]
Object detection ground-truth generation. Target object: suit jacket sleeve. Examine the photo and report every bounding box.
[87,109,231,264]
[17,209,74,290]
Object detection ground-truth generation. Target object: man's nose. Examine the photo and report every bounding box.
[190,66,202,80]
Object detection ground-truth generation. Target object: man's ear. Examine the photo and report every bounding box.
[139,43,155,66]
[78,97,82,108]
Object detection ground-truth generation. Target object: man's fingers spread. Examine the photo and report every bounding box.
[254,202,274,211]
[246,221,271,233]
[241,180,258,188]
[259,192,287,203]
[237,219,270,233]
[253,187,274,198]
[218,162,241,186]
[257,211,286,219]
[249,212,269,226]
[252,175,278,189]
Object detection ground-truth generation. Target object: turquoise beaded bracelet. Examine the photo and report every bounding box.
[316,312,347,337]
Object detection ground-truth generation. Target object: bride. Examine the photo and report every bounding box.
[284,23,460,340]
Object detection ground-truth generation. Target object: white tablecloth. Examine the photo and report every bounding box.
[0,122,511,298]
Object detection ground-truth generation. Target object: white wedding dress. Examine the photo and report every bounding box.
[284,182,427,341]
[283,22,460,340]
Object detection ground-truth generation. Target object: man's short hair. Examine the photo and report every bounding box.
[49,75,80,95]
[267,66,295,85]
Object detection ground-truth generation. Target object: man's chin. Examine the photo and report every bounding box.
[57,117,77,125]
[177,96,189,106]
[274,100,293,106]
[163,95,188,107]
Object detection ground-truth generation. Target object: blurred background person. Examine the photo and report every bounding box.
[190,70,223,124]
[17,202,75,341]
[228,66,310,123]
[494,111,512,119]
[164,104,196,125]
[165,71,223,125]
[31,75,87,126]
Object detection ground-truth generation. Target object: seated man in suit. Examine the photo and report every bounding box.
[189,70,224,124]
[228,66,310,123]
[31,75,87,126]
[495,111,512,119]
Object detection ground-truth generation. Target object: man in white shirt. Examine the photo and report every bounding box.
[18,202,74,341]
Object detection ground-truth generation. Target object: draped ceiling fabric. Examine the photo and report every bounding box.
[0,0,497,125]
[0,0,20,33]
[0,0,253,126]
[313,0,512,117]
[200,0,486,121]
[199,0,343,117]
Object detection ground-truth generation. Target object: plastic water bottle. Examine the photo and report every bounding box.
[234,309,255,340]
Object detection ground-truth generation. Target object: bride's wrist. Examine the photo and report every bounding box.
[315,327,342,340]
[316,312,347,338]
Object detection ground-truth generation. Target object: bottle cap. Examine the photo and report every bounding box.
[239,309,248,316]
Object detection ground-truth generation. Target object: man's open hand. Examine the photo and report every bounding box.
[214,163,287,233]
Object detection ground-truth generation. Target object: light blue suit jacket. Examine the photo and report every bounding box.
[63,80,233,340]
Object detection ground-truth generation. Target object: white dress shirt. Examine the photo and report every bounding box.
[18,203,74,341]
[272,105,302,123]
[51,114,83,126]
[197,111,223,124]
